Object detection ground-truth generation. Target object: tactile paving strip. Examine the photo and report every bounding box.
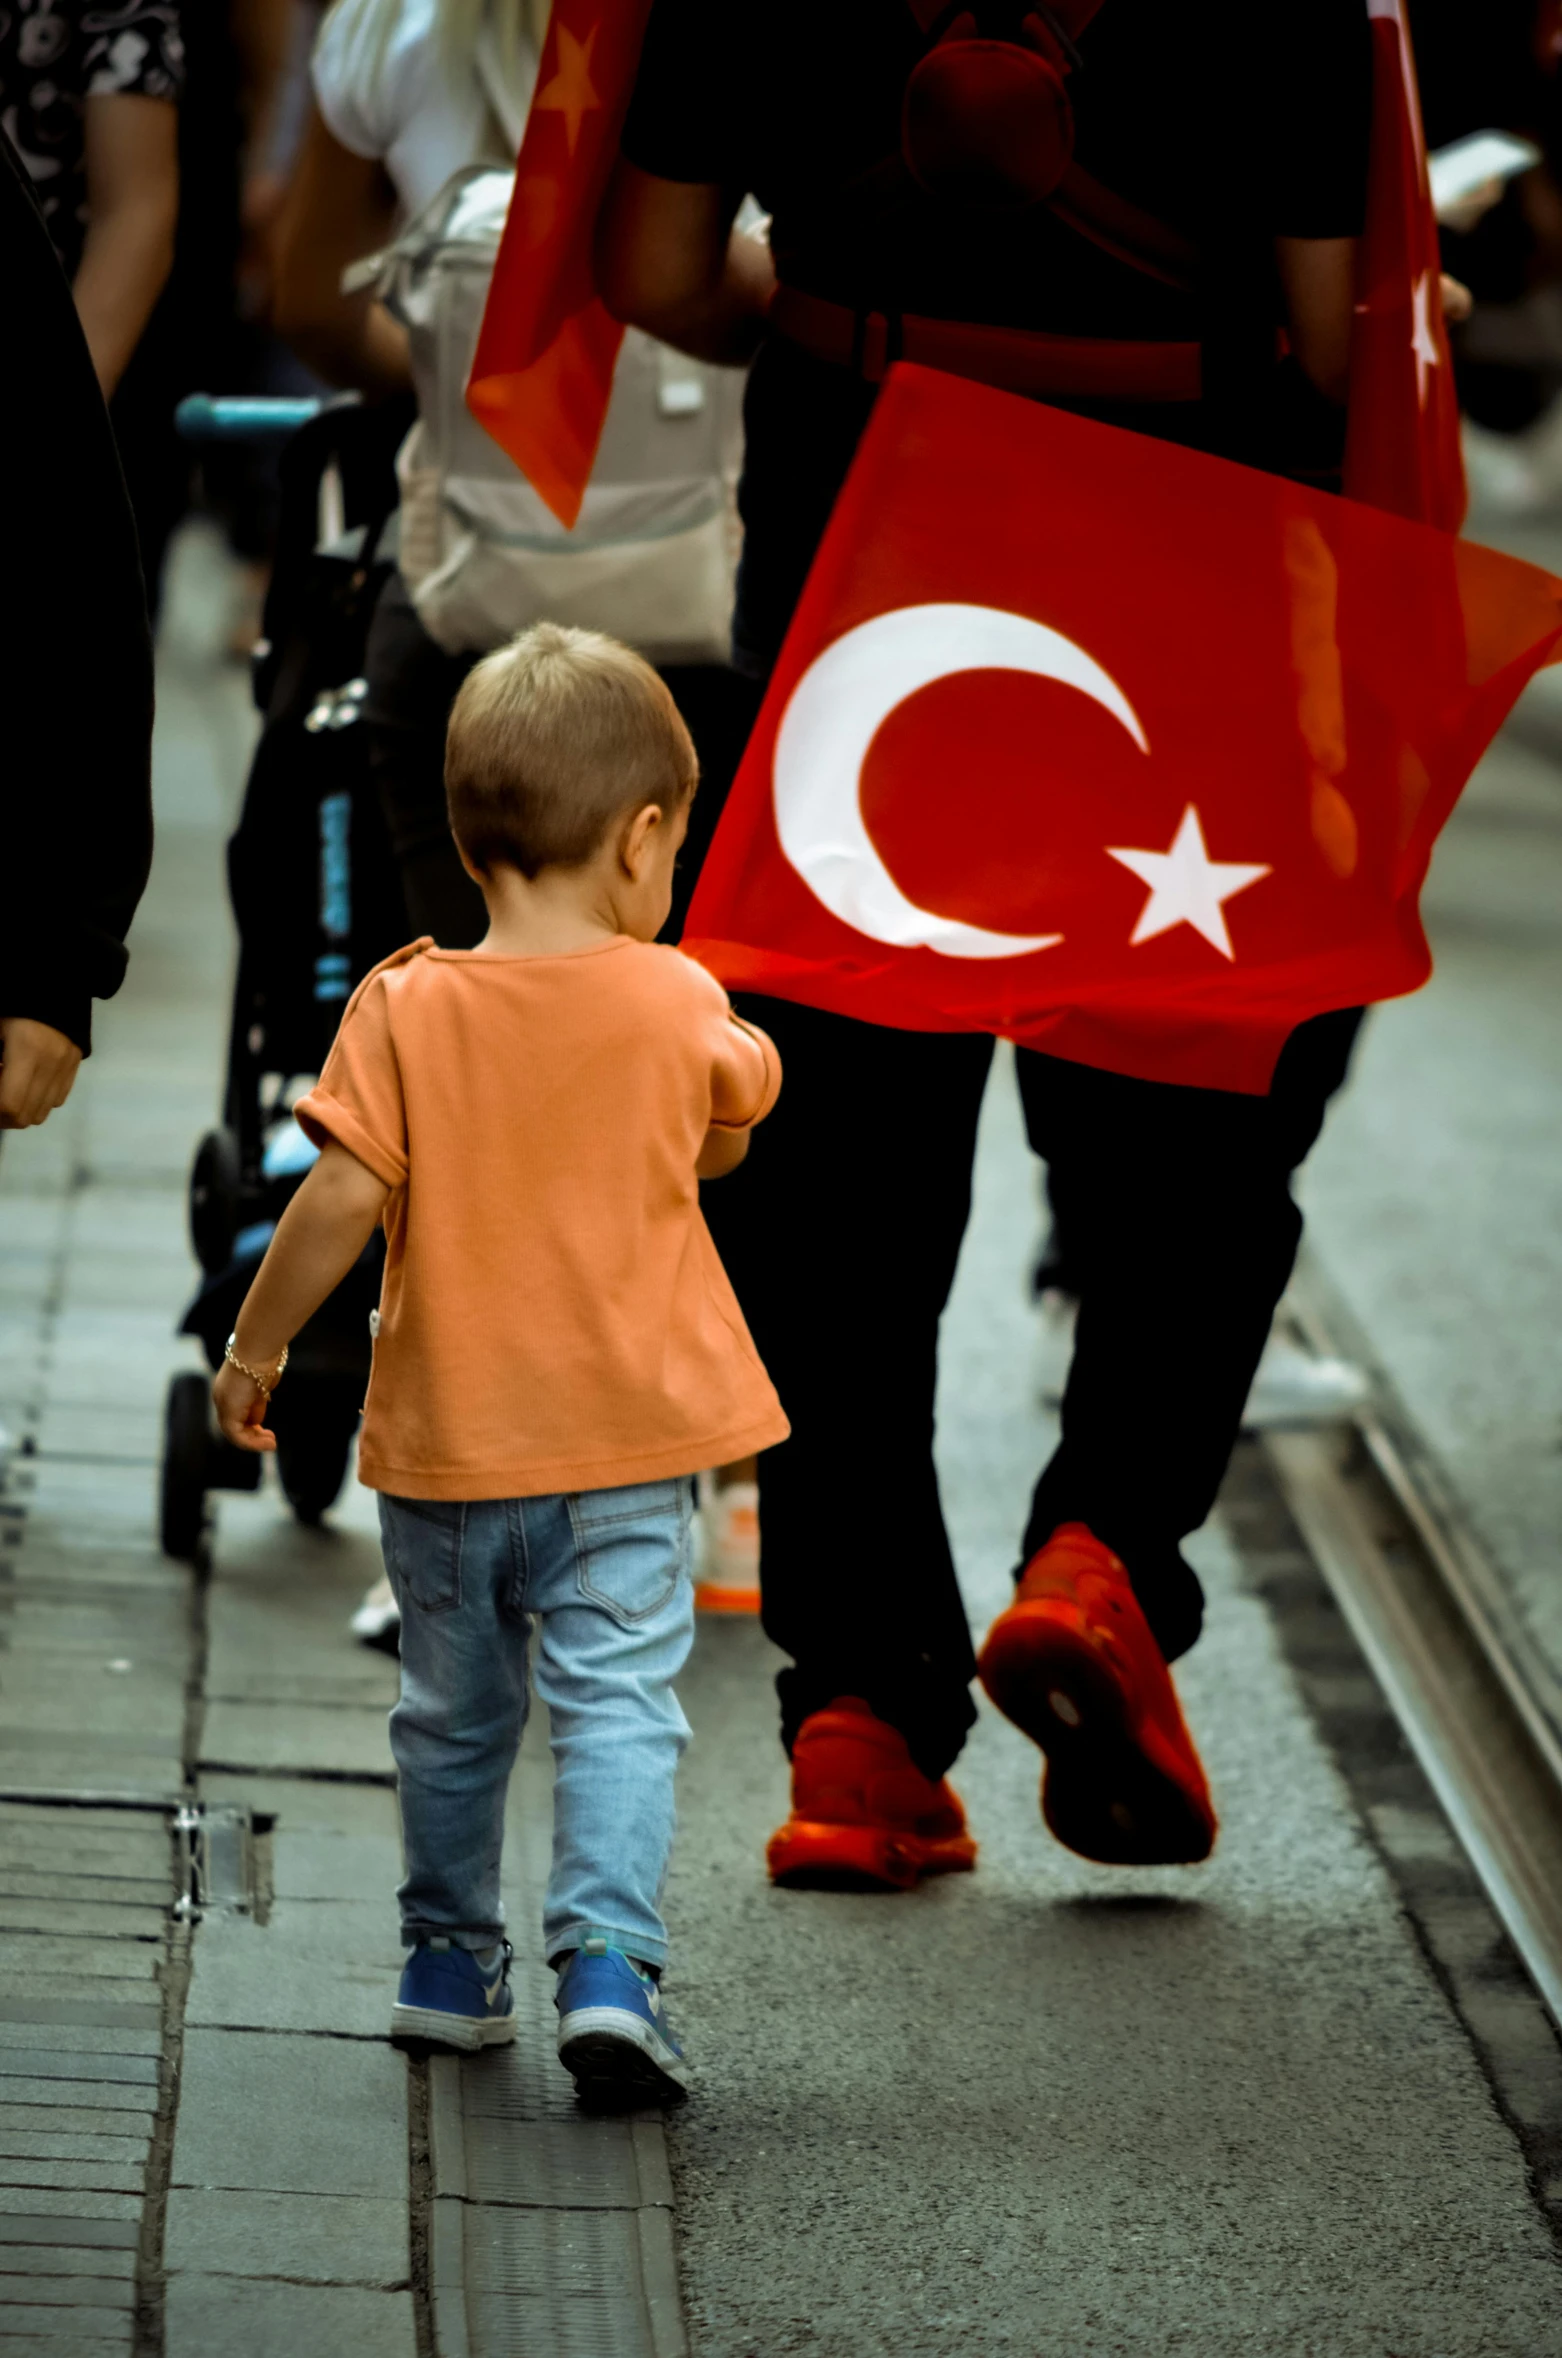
[462,1967,579,2123]
[432,1956,686,2358]
[461,2206,656,2358]
[461,2115,642,2211]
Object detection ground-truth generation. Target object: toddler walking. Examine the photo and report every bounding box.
[213,625,786,2102]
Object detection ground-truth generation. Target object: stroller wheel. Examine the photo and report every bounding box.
[277,1415,354,1527]
[190,1128,242,1275]
[161,1373,213,1561]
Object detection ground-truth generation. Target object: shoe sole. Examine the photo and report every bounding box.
[978,1614,1215,1867]
[558,2009,688,2105]
[390,2002,518,2052]
[766,1817,978,1892]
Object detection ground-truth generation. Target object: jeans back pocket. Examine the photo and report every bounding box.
[379,1496,465,1614]
[568,1479,692,1625]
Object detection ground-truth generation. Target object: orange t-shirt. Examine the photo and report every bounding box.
[295,937,788,1500]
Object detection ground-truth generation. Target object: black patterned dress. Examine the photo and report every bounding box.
[0,0,184,275]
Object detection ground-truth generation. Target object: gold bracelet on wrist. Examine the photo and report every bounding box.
[224,1334,289,1398]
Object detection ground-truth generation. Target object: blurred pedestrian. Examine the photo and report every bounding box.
[213,624,785,2100]
[1,0,182,399]
[0,123,153,1138]
[272,0,545,950]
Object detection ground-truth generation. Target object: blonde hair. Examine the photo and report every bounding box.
[446,624,698,879]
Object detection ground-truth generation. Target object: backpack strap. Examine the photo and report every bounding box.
[1050,163,1199,292]
[897,0,1197,291]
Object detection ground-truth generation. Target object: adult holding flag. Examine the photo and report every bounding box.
[581,0,1456,1883]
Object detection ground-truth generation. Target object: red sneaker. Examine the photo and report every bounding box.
[977,1524,1217,1866]
[766,1697,979,1890]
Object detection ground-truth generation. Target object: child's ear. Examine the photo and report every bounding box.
[621,802,665,877]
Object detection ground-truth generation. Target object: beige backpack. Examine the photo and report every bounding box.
[356,33,742,662]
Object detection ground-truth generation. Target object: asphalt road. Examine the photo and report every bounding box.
[657,1058,1562,2356]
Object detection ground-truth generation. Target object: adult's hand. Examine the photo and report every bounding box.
[1441,273,1474,324]
[0,1018,84,1130]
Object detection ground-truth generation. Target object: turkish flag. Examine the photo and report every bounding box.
[466,0,650,528]
[1343,0,1465,530]
[683,364,1562,1095]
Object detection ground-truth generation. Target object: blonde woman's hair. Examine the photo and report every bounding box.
[317,0,550,128]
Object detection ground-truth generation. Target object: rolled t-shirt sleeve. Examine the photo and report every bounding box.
[295,971,410,1187]
[312,0,398,160]
[709,1012,780,1131]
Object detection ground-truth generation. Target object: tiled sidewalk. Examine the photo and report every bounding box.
[0,532,686,2355]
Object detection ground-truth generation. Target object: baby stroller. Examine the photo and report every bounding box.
[160,395,412,1563]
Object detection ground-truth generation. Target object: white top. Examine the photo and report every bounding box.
[312,0,501,216]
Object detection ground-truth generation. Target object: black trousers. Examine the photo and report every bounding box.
[704,996,1362,1783]
[362,572,760,948]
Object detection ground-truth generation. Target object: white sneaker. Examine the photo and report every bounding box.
[1243,1335,1369,1429]
[695,1476,760,1613]
[1032,1300,1366,1428]
[351,1573,401,1651]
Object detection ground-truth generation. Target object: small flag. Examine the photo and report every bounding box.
[466,1,651,527]
[1344,0,1466,529]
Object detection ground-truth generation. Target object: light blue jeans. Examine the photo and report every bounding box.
[378,1480,696,1970]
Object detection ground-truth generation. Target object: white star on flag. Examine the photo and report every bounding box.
[1106,804,1271,961]
[1410,271,1440,408]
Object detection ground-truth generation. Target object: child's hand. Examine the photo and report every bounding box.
[213,1361,279,1453]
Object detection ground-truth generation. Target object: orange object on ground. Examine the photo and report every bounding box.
[978,1523,1216,1866]
[694,1478,761,1615]
[296,939,787,1500]
[766,1696,978,1891]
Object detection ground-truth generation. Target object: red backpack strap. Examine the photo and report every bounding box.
[898,0,1197,291]
[1051,164,1199,291]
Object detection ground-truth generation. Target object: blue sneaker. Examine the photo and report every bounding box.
[555,1937,688,2104]
[391,1937,516,2050]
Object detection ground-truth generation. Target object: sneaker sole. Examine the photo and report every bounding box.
[390,2002,518,2052]
[978,1613,1215,1867]
[766,1816,977,1891]
[558,2008,688,2104]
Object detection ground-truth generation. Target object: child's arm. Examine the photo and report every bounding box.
[212,1140,391,1451]
[697,1013,780,1182]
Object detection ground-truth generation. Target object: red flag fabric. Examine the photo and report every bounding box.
[466,0,650,528]
[1343,0,1466,529]
[683,364,1561,1095]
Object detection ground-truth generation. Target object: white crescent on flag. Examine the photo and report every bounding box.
[771,602,1150,961]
